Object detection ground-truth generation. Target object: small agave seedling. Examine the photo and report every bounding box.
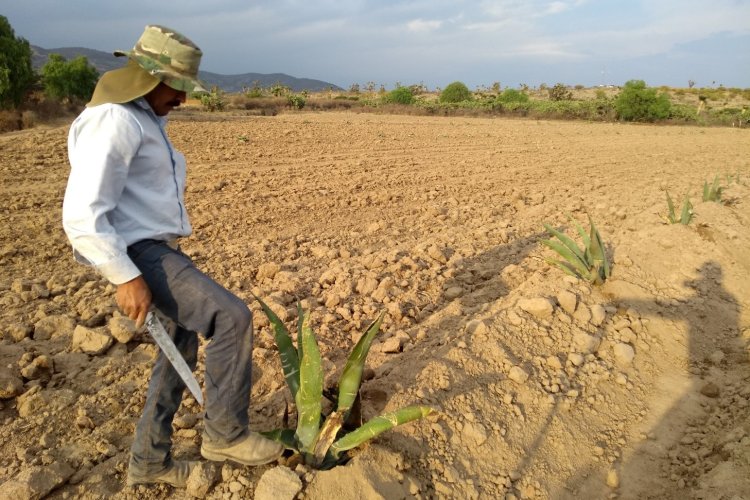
[253,295,433,469]
[665,191,693,225]
[541,215,610,285]
[702,176,723,202]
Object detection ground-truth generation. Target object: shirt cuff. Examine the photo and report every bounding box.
[97,254,142,285]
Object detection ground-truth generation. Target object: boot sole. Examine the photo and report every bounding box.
[200,446,282,466]
[126,476,186,488]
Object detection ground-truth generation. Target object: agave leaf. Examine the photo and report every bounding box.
[566,214,591,249]
[337,312,385,415]
[665,191,676,223]
[260,428,298,450]
[311,411,344,467]
[253,294,300,399]
[542,223,586,263]
[295,309,323,453]
[329,405,433,458]
[588,217,610,280]
[296,302,304,360]
[540,238,590,278]
[544,257,588,280]
[680,196,693,225]
[587,218,605,264]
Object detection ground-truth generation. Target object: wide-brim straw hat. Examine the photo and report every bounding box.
[88,24,207,107]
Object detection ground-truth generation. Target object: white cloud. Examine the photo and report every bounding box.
[406,19,444,33]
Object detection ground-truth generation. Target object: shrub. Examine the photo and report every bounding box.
[0,16,34,109]
[548,83,572,101]
[200,86,225,111]
[0,109,21,132]
[287,93,306,109]
[614,80,671,122]
[669,104,698,123]
[440,81,472,103]
[243,84,265,98]
[384,86,415,105]
[495,88,529,104]
[409,82,428,95]
[269,82,290,97]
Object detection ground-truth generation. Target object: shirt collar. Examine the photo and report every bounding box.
[133,97,168,127]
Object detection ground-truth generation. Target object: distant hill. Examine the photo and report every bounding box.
[30,45,342,92]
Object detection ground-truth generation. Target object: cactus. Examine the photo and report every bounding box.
[541,215,610,285]
[254,295,433,469]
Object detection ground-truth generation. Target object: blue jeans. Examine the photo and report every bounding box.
[127,240,253,474]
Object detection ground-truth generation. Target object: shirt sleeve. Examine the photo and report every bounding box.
[62,105,144,285]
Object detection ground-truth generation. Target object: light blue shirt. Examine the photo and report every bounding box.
[63,98,192,284]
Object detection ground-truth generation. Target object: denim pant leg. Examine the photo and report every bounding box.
[129,321,198,473]
[127,240,253,473]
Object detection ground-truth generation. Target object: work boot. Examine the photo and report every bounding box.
[201,431,284,466]
[126,460,198,488]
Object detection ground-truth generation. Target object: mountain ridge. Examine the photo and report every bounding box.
[31,45,342,92]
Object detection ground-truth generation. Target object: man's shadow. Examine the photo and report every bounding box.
[564,260,747,498]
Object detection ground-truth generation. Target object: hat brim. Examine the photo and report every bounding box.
[87,60,161,107]
[114,50,207,93]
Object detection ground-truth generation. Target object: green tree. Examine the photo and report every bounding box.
[384,86,414,105]
[41,54,98,101]
[614,80,671,122]
[439,81,472,103]
[0,15,34,109]
[496,88,529,104]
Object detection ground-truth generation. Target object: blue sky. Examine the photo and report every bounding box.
[4,1,749,89]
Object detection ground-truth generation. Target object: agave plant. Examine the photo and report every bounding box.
[541,215,610,285]
[702,176,723,202]
[664,191,693,225]
[254,295,433,469]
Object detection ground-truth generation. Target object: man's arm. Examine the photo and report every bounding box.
[64,105,151,323]
[64,105,142,282]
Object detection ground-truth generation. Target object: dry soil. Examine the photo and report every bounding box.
[1,111,749,499]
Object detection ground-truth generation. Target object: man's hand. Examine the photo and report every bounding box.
[116,276,152,328]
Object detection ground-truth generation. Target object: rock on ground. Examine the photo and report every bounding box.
[518,297,554,319]
[254,466,302,500]
[0,461,74,500]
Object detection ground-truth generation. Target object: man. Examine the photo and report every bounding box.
[63,25,283,488]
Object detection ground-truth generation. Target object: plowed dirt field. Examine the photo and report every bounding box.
[1,111,749,499]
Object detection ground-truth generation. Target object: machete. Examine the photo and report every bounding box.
[144,311,204,406]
